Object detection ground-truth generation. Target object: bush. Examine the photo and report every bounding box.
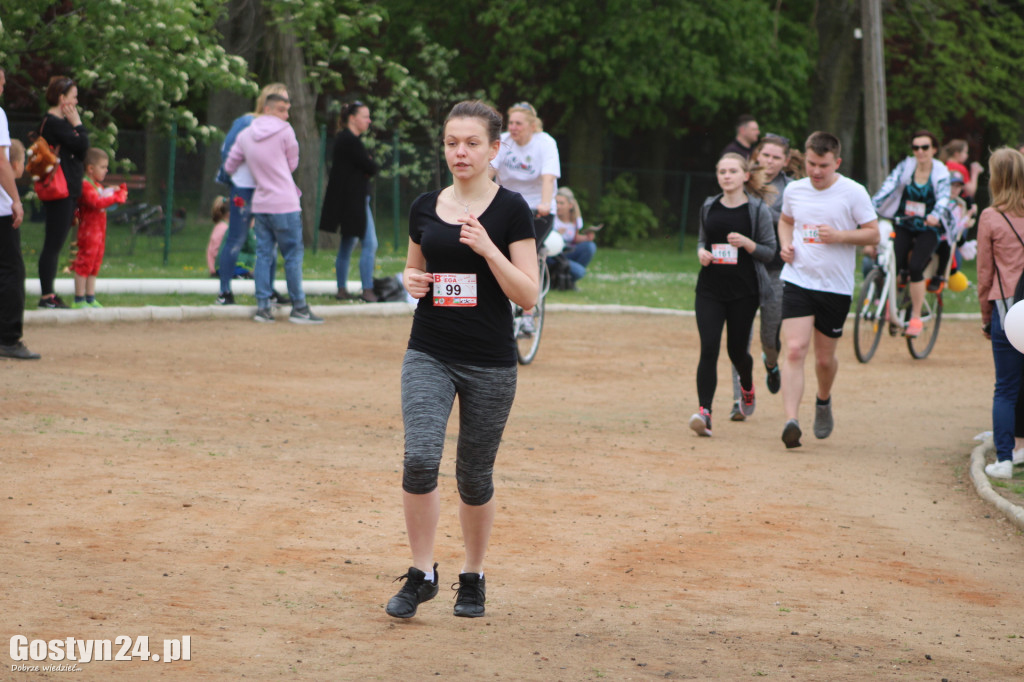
[595,173,659,247]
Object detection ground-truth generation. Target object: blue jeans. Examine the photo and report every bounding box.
[335,197,378,293]
[219,186,254,294]
[990,310,1024,463]
[254,212,306,309]
[564,241,596,281]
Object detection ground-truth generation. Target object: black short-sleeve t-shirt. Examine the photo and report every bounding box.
[696,199,758,301]
[407,186,535,366]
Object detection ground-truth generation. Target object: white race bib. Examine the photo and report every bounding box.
[432,273,477,307]
[904,200,927,218]
[711,243,738,265]
[802,224,821,244]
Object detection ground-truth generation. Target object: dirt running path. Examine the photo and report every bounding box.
[1,313,1021,680]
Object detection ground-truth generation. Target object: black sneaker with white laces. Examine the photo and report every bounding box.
[270,290,291,306]
[386,563,439,618]
[216,292,235,305]
[452,572,486,618]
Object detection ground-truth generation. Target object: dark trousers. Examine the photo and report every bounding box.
[695,293,759,411]
[0,214,26,345]
[893,226,939,283]
[39,196,76,296]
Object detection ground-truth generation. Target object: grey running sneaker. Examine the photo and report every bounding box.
[453,573,486,618]
[740,387,756,417]
[289,306,324,325]
[386,563,439,618]
[0,341,41,360]
[253,308,275,323]
[729,401,745,422]
[520,312,536,336]
[813,398,834,439]
[782,419,802,449]
[689,408,712,437]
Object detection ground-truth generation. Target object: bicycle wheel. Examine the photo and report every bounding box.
[906,289,942,359]
[853,268,885,363]
[515,259,549,365]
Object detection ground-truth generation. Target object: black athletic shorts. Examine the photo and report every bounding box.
[781,281,852,339]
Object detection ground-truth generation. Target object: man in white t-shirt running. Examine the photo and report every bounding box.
[778,131,878,448]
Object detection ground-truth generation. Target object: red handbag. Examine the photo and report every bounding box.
[34,161,69,201]
[31,119,69,201]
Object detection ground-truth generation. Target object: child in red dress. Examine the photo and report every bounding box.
[72,148,126,308]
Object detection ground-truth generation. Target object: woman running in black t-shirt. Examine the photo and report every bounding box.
[689,153,777,438]
[385,101,538,620]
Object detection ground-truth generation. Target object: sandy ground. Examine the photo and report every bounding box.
[1,311,1022,681]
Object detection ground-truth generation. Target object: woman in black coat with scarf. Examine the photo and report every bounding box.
[318,101,380,302]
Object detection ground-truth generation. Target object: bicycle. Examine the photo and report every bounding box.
[853,218,946,362]
[511,219,557,365]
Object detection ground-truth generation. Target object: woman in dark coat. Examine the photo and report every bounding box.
[37,75,89,309]
[318,101,380,301]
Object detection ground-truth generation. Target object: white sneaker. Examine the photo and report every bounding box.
[1013,448,1024,465]
[985,460,1014,479]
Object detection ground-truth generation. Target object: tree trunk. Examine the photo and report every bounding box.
[265,20,319,245]
[201,0,263,216]
[565,99,604,218]
[635,130,669,231]
[808,0,863,173]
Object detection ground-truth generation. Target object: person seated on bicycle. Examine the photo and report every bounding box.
[870,130,952,337]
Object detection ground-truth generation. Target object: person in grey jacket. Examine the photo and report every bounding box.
[689,153,777,438]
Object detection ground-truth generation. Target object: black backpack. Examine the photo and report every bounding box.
[549,254,576,291]
[373,276,407,302]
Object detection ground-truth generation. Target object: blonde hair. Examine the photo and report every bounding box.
[84,148,109,167]
[988,147,1024,216]
[718,152,776,203]
[9,139,25,165]
[508,102,543,132]
[211,195,229,223]
[253,83,287,116]
[556,186,580,221]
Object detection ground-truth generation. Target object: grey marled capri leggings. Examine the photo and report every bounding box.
[401,349,517,505]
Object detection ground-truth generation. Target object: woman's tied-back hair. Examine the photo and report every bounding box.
[45,75,75,106]
[719,152,777,203]
[341,100,368,125]
[556,186,580,221]
[940,139,968,163]
[211,196,229,223]
[988,147,1024,216]
[508,101,543,132]
[445,100,503,144]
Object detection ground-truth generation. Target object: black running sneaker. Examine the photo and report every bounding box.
[386,563,439,618]
[216,292,235,305]
[270,290,291,305]
[38,295,70,309]
[452,572,486,618]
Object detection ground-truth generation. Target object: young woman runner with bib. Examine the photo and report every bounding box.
[386,101,538,620]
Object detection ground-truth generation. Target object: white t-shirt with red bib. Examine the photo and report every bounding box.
[780,175,877,296]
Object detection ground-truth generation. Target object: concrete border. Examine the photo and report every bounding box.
[970,439,1024,532]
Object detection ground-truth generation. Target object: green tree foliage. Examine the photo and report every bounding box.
[596,174,659,247]
[0,0,253,151]
[884,0,1024,153]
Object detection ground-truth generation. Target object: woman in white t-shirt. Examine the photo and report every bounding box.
[552,187,596,282]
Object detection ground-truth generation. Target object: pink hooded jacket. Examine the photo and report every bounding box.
[224,115,301,214]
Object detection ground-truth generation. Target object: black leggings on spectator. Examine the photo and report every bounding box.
[39,196,76,297]
[893,226,939,283]
[695,293,759,411]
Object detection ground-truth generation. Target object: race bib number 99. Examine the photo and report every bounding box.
[433,273,477,307]
[710,243,738,265]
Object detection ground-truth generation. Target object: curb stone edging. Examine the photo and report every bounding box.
[970,438,1024,532]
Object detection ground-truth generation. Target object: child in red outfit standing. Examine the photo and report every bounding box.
[72,148,126,308]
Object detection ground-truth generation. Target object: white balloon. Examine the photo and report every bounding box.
[1003,301,1024,353]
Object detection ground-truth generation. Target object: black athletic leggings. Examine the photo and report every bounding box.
[694,293,759,411]
[893,226,939,283]
[39,196,77,297]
